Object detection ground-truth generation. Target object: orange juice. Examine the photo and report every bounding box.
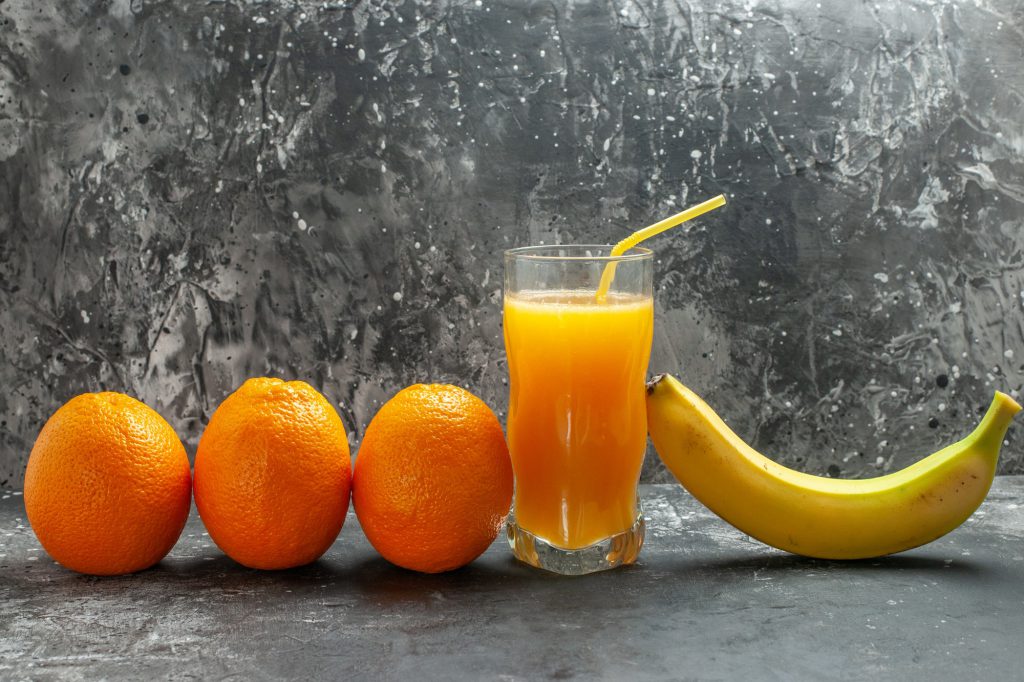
[504,290,654,549]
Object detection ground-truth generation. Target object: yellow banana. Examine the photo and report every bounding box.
[645,374,1021,559]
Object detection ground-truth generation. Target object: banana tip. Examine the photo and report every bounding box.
[646,374,667,394]
[995,390,1022,416]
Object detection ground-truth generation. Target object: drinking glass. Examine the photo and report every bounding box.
[503,245,654,574]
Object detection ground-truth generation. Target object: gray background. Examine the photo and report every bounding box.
[1,0,1022,488]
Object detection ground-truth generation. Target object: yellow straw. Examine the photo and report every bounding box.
[595,194,727,302]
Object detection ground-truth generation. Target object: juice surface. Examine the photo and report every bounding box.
[504,290,654,549]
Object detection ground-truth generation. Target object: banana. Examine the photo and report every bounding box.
[645,374,1021,559]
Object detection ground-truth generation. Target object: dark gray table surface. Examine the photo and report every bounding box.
[2,480,1023,681]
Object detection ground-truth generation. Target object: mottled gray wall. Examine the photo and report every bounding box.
[1,0,1022,488]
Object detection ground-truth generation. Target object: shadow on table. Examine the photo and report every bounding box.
[127,552,608,605]
[332,553,657,604]
[6,544,988,602]
[304,551,990,606]
[652,550,986,579]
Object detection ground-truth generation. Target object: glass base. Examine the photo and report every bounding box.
[506,513,645,575]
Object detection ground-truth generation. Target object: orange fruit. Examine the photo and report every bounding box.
[24,393,192,576]
[194,378,351,570]
[352,384,513,573]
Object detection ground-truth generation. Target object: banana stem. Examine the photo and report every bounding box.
[969,391,1022,454]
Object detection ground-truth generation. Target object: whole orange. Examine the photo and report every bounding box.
[194,378,351,570]
[352,384,513,573]
[24,392,192,576]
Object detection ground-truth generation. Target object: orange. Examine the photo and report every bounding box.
[194,378,351,570]
[352,384,513,573]
[24,393,192,576]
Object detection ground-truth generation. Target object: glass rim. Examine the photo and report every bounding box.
[504,244,654,263]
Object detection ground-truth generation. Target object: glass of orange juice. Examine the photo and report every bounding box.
[503,245,654,574]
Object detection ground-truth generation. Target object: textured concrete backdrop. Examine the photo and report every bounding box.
[1,0,1023,487]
